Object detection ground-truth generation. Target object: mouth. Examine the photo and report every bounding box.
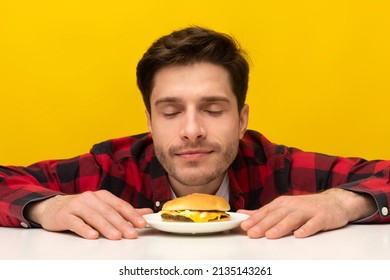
[175,149,213,160]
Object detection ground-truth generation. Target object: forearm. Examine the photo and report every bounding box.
[287,147,390,223]
[0,162,75,227]
[337,176,390,223]
[325,188,376,222]
[0,180,62,227]
[0,154,105,227]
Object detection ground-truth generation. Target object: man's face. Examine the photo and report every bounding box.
[147,62,248,188]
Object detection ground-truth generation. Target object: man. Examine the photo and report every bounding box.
[1,27,389,240]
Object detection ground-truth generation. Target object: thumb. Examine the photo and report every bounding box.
[136,208,154,215]
[237,209,256,215]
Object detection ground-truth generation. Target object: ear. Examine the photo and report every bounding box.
[145,109,152,133]
[239,104,249,138]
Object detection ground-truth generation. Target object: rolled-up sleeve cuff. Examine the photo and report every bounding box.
[343,189,390,223]
[20,194,62,228]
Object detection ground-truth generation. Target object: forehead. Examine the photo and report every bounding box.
[150,62,236,104]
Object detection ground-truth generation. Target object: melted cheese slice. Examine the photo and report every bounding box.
[161,210,230,222]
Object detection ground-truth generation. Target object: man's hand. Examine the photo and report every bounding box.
[238,188,376,239]
[25,190,153,240]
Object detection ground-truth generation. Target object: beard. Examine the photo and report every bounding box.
[155,139,239,187]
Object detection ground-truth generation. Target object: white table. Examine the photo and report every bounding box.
[1,224,389,260]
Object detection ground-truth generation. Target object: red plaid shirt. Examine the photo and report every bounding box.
[1,130,390,228]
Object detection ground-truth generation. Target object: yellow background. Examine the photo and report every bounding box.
[1,1,389,166]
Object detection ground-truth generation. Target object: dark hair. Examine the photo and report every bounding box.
[136,26,250,113]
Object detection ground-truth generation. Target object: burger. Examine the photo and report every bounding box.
[160,193,231,222]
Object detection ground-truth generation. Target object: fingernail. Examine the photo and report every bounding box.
[241,219,253,229]
[249,227,261,235]
[109,229,122,240]
[267,227,278,234]
[136,217,146,226]
[86,229,99,239]
[125,228,137,238]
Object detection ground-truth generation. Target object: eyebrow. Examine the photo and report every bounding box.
[154,96,231,106]
[154,97,181,106]
[202,96,231,104]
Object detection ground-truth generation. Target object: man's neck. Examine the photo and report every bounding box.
[169,173,226,197]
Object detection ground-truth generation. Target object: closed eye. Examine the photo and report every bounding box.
[163,111,181,118]
[205,110,223,116]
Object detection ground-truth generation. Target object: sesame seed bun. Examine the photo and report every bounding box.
[162,193,230,211]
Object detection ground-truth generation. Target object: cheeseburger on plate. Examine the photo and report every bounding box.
[160,193,231,223]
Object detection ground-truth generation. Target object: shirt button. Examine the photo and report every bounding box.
[381,207,389,216]
[155,201,161,207]
[20,222,29,228]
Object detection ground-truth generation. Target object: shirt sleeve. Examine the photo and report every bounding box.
[286,147,390,223]
[0,153,103,228]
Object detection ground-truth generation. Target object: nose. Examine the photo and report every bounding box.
[180,110,206,142]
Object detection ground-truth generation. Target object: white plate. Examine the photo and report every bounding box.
[143,212,249,235]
